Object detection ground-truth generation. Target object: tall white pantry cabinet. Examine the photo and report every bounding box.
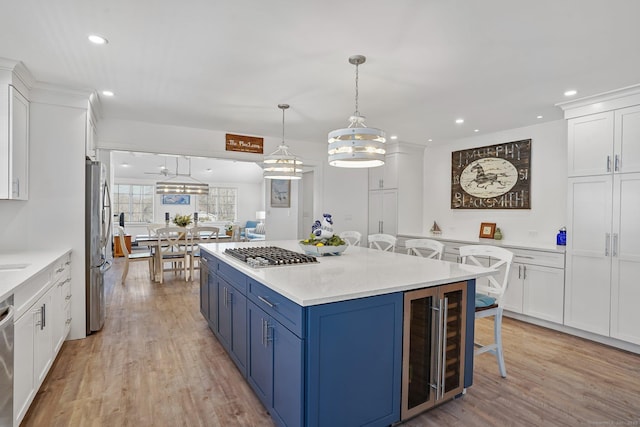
[560,86,640,346]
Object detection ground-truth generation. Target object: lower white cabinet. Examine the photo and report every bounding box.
[505,254,565,324]
[13,251,71,427]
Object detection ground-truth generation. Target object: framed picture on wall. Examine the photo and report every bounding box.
[270,179,290,208]
[479,222,496,238]
[162,194,191,205]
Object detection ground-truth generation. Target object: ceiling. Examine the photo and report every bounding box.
[2,0,640,150]
[111,151,264,184]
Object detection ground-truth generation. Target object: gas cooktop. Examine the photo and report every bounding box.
[224,246,318,268]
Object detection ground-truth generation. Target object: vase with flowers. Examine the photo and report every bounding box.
[225,222,234,236]
[172,214,193,228]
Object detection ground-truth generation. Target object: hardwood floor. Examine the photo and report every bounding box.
[22,259,640,426]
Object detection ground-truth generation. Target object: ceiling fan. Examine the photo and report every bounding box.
[143,158,176,177]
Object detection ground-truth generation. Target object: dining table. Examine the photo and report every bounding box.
[134,231,231,282]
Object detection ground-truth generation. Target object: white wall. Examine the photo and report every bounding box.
[423,120,567,245]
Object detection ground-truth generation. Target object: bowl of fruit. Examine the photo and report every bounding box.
[299,235,348,256]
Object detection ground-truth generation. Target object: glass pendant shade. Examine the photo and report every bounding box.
[328,55,386,168]
[264,104,302,180]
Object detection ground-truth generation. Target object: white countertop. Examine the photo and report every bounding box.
[397,233,566,253]
[199,240,495,306]
[0,249,72,302]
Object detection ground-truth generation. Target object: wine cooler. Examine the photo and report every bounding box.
[401,281,468,420]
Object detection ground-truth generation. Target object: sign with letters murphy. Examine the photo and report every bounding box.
[451,139,531,209]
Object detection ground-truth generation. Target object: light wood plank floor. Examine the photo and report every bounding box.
[22,259,640,426]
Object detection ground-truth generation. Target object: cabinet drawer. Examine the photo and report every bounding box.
[218,261,247,294]
[248,279,304,338]
[511,248,564,269]
[201,251,218,272]
[52,252,71,284]
[14,268,52,319]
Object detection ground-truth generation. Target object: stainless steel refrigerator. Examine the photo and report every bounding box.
[85,158,112,334]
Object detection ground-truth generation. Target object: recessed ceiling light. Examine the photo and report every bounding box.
[390,135,398,140]
[120,162,129,167]
[564,90,577,97]
[537,115,543,119]
[427,139,433,142]
[206,168,212,172]
[88,34,108,45]
[102,90,114,97]
[474,129,479,133]
[455,118,464,124]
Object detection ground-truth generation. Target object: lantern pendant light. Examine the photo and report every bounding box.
[328,55,386,168]
[263,104,303,180]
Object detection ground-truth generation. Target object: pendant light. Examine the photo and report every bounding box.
[328,55,386,168]
[156,157,209,195]
[263,104,303,180]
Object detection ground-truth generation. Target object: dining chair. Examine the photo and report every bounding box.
[368,233,397,252]
[188,226,219,281]
[156,226,190,283]
[117,226,153,284]
[459,244,514,378]
[405,238,444,260]
[339,230,362,246]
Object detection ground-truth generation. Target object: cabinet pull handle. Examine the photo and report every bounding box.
[613,233,618,257]
[518,265,522,279]
[258,296,276,308]
[607,155,611,172]
[40,304,46,330]
[518,255,535,260]
[56,267,65,273]
[523,265,527,280]
[605,233,611,256]
[615,154,620,172]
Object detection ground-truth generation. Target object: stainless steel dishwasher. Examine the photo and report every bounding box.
[0,294,14,427]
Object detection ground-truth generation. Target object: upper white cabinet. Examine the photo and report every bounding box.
[566,88,640,177]
[368,153,398,189]
[1,60,31,200]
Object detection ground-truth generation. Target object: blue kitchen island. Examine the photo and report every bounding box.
[199,240,494,427]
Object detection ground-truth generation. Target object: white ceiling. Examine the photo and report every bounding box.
[111,151,264,184]
[2,0,640,151]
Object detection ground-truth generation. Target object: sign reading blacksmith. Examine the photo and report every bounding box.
[451,139,531,209]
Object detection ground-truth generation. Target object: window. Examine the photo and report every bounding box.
[197,187,237,222]
[113,184,154,223]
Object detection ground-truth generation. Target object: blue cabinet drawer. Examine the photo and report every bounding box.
[217,260,247,294]
[201,250,217,271]
[248,279,305,338]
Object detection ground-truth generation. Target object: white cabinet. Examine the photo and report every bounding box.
[368,189,397,237]
[13,251,72,427]
[568,173,640,344]
[1,84,30,200]
[505,250,565,324]
[567,105,640,177]
[367,143,424,241]
[368,153,398,189]
[562,86,640,346]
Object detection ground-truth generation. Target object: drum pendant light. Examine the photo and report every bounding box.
[328,55,386,168]
[263,104,303,180]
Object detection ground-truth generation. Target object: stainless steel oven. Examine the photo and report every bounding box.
[0,294,14,427]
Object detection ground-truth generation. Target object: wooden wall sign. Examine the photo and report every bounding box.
[451,139,531,209]
[225,133,264,154]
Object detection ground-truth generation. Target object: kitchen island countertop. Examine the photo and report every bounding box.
[199,240,495,306]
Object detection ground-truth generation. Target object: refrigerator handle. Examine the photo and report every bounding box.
[100,259,113,273]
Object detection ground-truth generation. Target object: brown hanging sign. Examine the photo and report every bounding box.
[225,133,264,154]
[451,139,531,209]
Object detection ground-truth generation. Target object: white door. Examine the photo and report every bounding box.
[565,175,613,335]
[567,112,613,177]
[614,105,640,174]
[368,189,397,237]
[610,173,640,344]
[522,264,565,324]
